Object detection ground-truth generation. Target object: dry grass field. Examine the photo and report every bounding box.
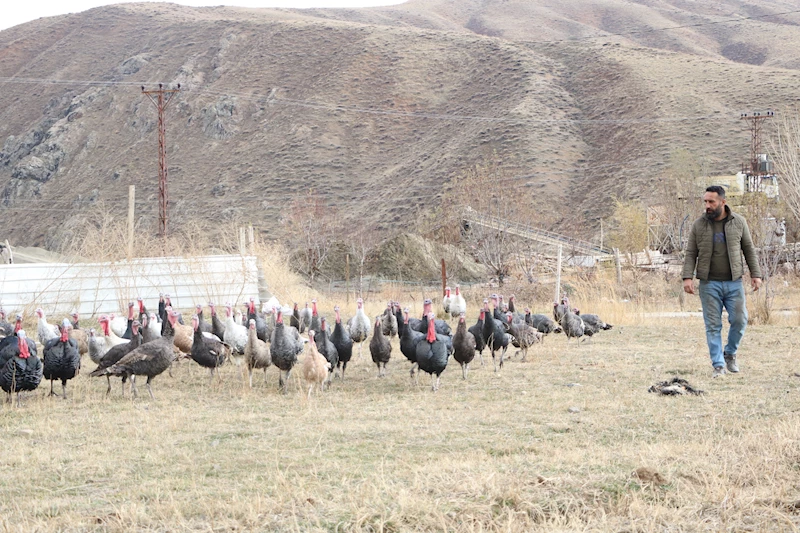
[2,287,799,532]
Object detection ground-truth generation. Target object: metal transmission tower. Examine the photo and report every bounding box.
[741,111,774,175]
[142,83,181,238]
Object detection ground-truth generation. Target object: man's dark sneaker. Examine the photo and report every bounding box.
[712,366,726,379]
[724,353,739,373]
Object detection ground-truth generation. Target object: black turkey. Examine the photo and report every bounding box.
[415,313,449,391]
[42,319,81,398]
[0,331,43,405]
[453,313,476,379]
[270,310,304,393]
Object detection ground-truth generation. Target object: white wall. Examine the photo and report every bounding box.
[0,255,260,318]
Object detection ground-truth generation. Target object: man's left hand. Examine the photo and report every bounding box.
[751,277,762,291]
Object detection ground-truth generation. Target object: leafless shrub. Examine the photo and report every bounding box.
[281,190,339,282]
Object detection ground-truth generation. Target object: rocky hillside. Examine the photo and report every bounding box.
[1,1,799,247]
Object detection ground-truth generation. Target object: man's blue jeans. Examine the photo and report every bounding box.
[698,279,748,368]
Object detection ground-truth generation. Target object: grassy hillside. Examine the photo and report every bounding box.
[0,1,799,246]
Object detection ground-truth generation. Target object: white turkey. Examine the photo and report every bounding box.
[448,285,466,319]
[35,308,59,346]
[347,298,371,359]
[442,287,452,315]
[223,303,248,355]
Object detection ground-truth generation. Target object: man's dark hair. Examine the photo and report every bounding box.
[705,185,726,199]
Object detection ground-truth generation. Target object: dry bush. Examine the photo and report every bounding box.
[607,198,648,260]
[280,190,339,282]
[52,203,243,261]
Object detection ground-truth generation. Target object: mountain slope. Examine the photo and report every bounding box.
[0,1,798,247]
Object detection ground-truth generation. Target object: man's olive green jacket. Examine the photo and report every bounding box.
[682,205,762,281]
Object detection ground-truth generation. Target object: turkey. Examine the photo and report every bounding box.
[468,306,487,366]
[525,310,562,339]
[270,310,304,393]
[89,320,142,395]
[309,299,321,337]
[313,317,338,389]
[553,295,570,323]
[369,316,391,377]
[380,302,398,338]
[42,319,81,398]
[0,315,34,361]
[449,285,467,319]
[298,302,312,334]
[194,304,213,335]
[452,313,476,379]
[0,309,12,337]
[415,313,449,392]
[245,319,271,387]
[0,331,43,405]
[412,299,451,337]
[490,294,506,322]
[399,308,425,382]
[347,298,371,359]
[208,302,226,340]
[442,287,452,315]
[506,295,525,322]
[576,311,613,333]
[64,312,88,355]
[121,302,136,340]
[303,332,330,399]
[482,300,510,372]
[35,308,59,346]
[290,303,302,332]
[393,302,405,338]
[560,307,585,341]
[330,306,353,380]
[94,310,179,399]
[87,328,108,365]
[223,303,248,355]
[163,294,184,324]
[136,297,149,322]
[506,312,542,362]
[99,315,128,349]
[247,297,269,342]
[190,315,230,381]
[143,313,162,342]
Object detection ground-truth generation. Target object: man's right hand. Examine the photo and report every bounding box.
[683,278,695,295]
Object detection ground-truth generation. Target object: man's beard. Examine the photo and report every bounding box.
[705,206,723,220]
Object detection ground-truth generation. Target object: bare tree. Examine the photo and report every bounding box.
[772,109,800,223]
[347,226,382,298]
[282,191,338,282]
[439,159,536,286]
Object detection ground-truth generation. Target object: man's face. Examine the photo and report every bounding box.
[703,192,725,220]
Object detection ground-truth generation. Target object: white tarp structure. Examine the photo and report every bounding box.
[0,255,260,317]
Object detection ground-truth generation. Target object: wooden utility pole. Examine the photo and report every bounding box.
[345,253,351,304]
[599,219,604,251]
[127,185,135,261]
[142,83,180,239]
[441,259,447,297]
[613,247,623,284]
[554,244,563,304]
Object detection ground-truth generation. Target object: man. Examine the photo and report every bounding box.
[682,186,761,378]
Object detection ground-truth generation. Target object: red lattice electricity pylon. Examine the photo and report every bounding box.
[142,83,181,239]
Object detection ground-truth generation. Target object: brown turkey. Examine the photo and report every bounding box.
[89,320,142,395]
[93,310,179,399]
